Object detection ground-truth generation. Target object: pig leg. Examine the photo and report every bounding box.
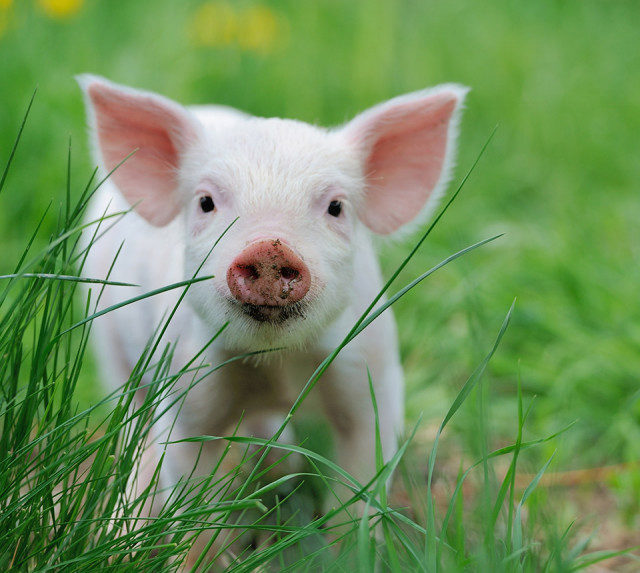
[155,379,300,566]
[318,352,404,514]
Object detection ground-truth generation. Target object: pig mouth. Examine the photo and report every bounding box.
[239,302,306,324]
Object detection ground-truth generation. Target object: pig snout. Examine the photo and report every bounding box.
[227,239,311,308]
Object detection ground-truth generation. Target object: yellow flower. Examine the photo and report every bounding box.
[190,1,237,48]
[189,1,288,54]
[239,4,289,54]
[38,0,83,19]
[0,0,11,39]
[237,5,277,54]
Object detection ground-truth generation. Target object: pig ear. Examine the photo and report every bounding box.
[342,85,468,235]
[77,75,200,226]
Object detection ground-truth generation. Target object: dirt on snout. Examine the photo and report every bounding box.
[237,240,304,306]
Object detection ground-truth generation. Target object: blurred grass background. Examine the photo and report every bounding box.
[0,0,638,525]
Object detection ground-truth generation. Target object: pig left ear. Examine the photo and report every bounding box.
[342,85,468,235]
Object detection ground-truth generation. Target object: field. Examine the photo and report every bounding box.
[0,0,638,570]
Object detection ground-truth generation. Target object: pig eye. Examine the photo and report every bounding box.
[327,200,342,217]
[199,195,215,213]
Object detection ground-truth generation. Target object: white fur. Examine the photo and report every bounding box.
[78,76,466,550]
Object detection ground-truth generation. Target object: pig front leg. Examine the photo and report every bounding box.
[318,351,404,512]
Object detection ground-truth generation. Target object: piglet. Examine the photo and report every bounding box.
[79,75,467,547]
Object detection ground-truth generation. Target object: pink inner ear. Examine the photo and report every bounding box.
[355,93,459,235]
[89,84,191,226]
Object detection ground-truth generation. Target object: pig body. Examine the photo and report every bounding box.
[79,77,466,538]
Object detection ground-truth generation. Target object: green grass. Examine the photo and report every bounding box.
[0,0,639,569]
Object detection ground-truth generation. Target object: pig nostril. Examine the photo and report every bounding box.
[237,264,260,280]
[280,267,299,281]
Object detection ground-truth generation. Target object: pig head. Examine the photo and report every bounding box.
[80,76,466,352]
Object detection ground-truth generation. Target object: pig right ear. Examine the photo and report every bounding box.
[77,75,200,226]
